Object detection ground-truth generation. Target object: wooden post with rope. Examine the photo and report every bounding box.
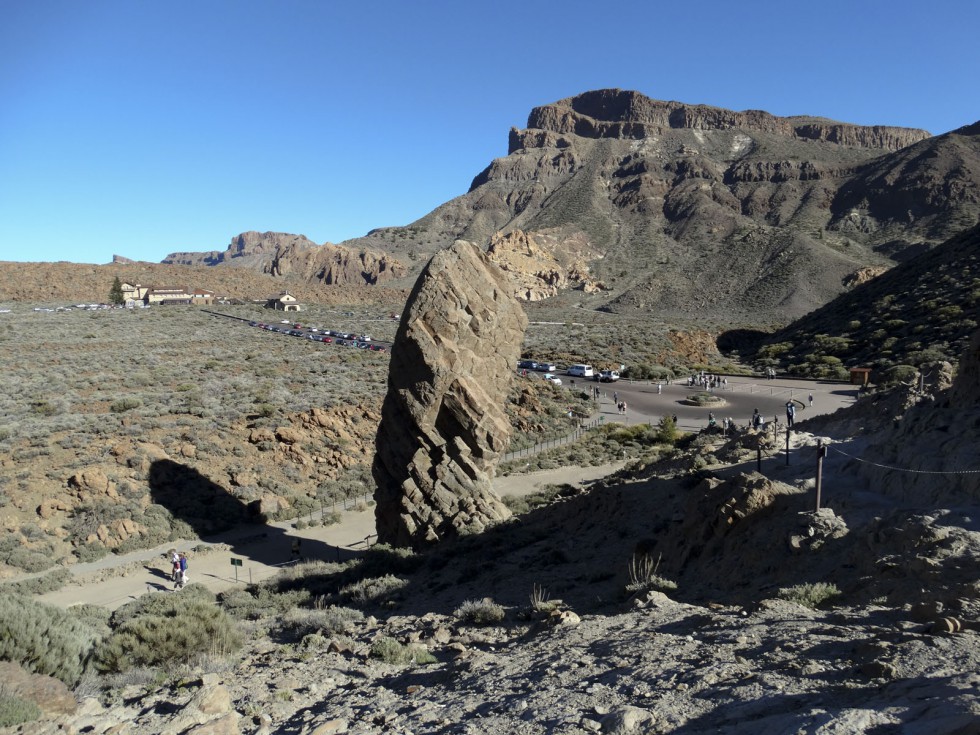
[785,424,791,466]
[815,440,827,511]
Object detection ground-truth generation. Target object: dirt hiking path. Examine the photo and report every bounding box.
[37,463,625,611]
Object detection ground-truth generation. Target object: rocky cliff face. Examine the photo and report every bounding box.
[372,240,527,547]
[521,89,930,153]
[346,89,979,323]
[485,229,605,300]
[267,240,404,285]
[162,231,405,287]
[162,231,318,269]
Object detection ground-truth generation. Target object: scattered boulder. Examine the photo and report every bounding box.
[373,240,528,547]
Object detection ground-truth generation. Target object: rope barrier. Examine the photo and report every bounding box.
[827,445,980,475]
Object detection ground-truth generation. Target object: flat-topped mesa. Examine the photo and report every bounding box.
[372,240,528,548]
[510,89,931,153]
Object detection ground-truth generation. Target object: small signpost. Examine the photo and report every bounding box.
[230,557,243,582]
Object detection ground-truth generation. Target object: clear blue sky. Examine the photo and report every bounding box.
[1,0,977,264]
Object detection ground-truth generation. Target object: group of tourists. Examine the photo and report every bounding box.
[170,550,189,589]
[688,372,727,391]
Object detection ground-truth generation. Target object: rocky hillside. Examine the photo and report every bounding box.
[163,231,406,287]
[11,329,980,734]
[348,89,979,322]
[742,222,980,378]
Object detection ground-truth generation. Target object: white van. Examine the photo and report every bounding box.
[567,364,595,378]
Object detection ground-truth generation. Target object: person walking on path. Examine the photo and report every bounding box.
[170,550,180,583]
[809,393,814,408]
[786,401,796,429]
[175,553,188,589]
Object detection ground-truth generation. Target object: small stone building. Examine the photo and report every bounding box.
[266,292,301,312]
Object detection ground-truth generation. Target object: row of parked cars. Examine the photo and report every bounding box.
[248,321,387,352]
[519,360,620,383]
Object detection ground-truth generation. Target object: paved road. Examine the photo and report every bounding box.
[548,374,856,433]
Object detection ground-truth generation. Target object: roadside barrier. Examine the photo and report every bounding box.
[502,417,602,463]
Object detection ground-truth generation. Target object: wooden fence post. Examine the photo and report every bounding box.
[815,441,827,511]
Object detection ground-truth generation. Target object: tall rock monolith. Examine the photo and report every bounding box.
[372,240,528,548]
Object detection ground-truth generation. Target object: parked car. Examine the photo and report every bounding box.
[320,336,333,343]
[518,360,538,371]
[544,374,562,386]
[567,364,595,378]
[599,370,621,382]
[536,362,557,372]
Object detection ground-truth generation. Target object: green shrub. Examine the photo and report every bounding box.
[0,568,72,596]
[4,546,56,574]
[880,365,918,387]
[96,588,242,673]
[339,575,407,606]
[280,605,364,637]
[778,582,841,609]
[357,544,422,577]
[110,398,142,413]
[454,597,505,625]
[0,691,41,727]
[368,636,435,665]
[0,593,103,686]
[655,415,678,445]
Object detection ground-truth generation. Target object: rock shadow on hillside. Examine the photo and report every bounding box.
[147,459,357,570]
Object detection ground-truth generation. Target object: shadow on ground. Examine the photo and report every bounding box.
[147,459,361,580]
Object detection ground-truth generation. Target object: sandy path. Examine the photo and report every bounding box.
[37,463,627,611]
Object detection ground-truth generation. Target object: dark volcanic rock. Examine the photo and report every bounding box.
[372,240,527,547]
[522,89,930,152]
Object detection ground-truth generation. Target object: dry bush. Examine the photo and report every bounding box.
[0,593,104,687]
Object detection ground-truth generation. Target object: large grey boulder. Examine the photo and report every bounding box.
[372,240,528,547]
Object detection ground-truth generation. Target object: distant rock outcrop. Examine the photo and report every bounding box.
[372,240,527,547]
[162,231,317,269]
[162,230,404,287]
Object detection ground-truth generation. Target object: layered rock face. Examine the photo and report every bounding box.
[163,231,405,286]
[372,240,527,547]
[520,89,931,152]
[267,240,404,285]
[486,229,605,300]
[163,231,317,268]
